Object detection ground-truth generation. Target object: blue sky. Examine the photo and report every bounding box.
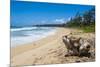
[11,0,95,27]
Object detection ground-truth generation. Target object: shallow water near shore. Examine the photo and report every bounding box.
[11,27,56,47]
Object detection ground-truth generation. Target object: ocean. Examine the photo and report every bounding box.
[11,27,56,47]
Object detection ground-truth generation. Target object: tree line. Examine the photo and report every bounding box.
[65,8,95,27]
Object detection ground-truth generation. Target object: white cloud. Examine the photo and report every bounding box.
[41,20,46,24]
[67,17,71,21]
[54,18,65,24]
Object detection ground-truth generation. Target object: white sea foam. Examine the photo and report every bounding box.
[11,27,37,31]
[11,27,56,47]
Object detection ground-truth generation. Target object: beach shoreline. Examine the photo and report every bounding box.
[11,27,56,47]
[11,28,70,56]
[11,28,95,66]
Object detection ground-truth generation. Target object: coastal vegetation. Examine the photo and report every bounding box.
[65,8,95,32]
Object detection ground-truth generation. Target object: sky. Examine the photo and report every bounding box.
[11,0,95,27]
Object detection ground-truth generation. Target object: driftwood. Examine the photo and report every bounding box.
[62,35,91,57]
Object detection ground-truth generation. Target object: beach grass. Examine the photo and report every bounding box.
[66,25,95,33]
[81,25,95,33]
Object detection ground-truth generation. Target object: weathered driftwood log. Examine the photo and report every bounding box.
[62,36,81,56]
[62,35,91,57]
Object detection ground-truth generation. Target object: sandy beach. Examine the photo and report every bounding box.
[11,28,95,66]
